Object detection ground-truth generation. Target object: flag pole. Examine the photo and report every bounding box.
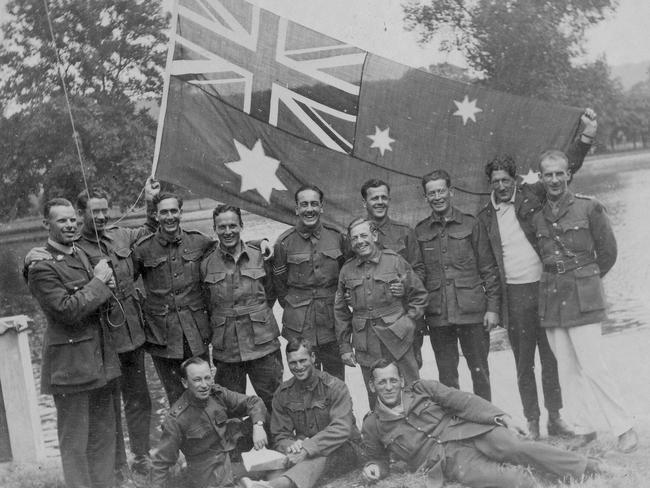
[151,0,180,177]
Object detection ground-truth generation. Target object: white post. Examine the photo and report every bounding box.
[0,315,46,463]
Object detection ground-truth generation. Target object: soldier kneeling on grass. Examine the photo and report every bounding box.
[241,337,361,488]
[150,357,268,488]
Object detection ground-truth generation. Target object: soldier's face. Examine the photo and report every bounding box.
[156,197,182,235]
[424,179,453,216]
[287,346,317,382]
[364,185,390,220]
[182,362,213,401]
[349,221,378,258]
[79,198,109,234]
[214,210,242,251]
[490,170,516,203]
[295,189,323,228]
[369,363,404,408]
[540,158,570,201]
[44,205,78,245]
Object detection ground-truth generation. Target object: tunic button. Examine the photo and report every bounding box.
[368,306,373,310]
[366,274,371,279]
[172,257,176,261]
[552,223,558,227]
[174,273,178,277]
[442,248,447,253]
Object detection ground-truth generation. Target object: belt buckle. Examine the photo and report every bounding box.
[556,261,566,274]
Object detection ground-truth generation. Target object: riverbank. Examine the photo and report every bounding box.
[3,324,649,487]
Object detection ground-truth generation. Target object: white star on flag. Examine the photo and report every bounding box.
[520,168,540,185]
[367,126,395,156]
[225,139,288,203]
[453,95,483,125]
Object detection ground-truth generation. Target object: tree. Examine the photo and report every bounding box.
[0,0,168,218]
[403,0,615,100]
[1,0,168,107]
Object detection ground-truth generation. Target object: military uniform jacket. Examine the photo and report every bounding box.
[151,385,267,488]
[375,217,425,282]
[76,218,155,353]
[362,380,504,477]
[476,139,590,328]
[415,207,500,327]
[532,191,617,328]
[334,249,428,366]
[273,222,347,345]
[200,241,280,363]
[28,243,121,395]
[133,228,213,358]
[271,369,361,458]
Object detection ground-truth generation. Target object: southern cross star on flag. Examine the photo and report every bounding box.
[153,0,583,228]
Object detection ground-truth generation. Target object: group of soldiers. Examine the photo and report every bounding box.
[26,109,638,488]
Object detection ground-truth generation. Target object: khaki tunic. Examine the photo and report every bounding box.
[532,192,617,328]
[334,249,427,366]
[151,386,266,488]
[133,228,213,358]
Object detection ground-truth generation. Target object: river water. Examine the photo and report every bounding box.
[30,150,650,458]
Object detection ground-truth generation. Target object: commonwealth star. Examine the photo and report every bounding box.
[367,126,395,156]
[225,139,288,203]
[453,95,482,125]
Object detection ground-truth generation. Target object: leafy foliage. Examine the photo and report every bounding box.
[403,0,615,100]
[0,0,168,218]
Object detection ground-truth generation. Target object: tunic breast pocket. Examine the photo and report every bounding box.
[143,256,170,294]
[286,401,308,433]
[182,249,204,284]
[287,253,311,282]
[447,228,474,266]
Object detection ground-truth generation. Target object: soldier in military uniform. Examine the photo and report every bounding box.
[532,150,638,452]
[361,360,616,488]
[360,178,426,367]
[133,192,213,404]
[150,357,268,488]
[201,205,282,413]
[273,185,348,380]
[241,337,361,488]
[334,217,427,406]
[28,198,120,488]
[415,169,500,401]
[24,184,160,476]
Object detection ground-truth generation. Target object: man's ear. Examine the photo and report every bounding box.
[181,377,188,390]
[42,219,50,231]
[368,380,376,394]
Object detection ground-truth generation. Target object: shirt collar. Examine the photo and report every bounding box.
[47,238,75,255]
[375,393,405,418]
[218,240,248,261]
[155,228,183,246]
[490,186,517,210]
[374,216,390,234]
[355,247,382,266]
[296,221,322,240]
[428,207,461,225]
[295,369,322,391]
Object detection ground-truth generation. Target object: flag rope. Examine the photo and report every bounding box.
[42,0,129,327]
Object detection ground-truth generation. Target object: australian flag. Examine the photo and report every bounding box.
[153,0,583,227]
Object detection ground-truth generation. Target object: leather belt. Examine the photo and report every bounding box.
[543,259,595,274]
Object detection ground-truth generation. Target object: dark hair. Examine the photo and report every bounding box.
[421,169,451,191]
[285,336,314,356]
[294,184,324,204]
[368,358,401,381]
[538,150,569,172]
[153,192,183,210]
[347,217,377,236]
[180,356,210,380]
[76,187,111,211]
[43,198,73,219]
[484,155,517,180]
[360,179,390,199]
[212,205,243,228]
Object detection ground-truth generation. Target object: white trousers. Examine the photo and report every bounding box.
[545,323,632,436]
